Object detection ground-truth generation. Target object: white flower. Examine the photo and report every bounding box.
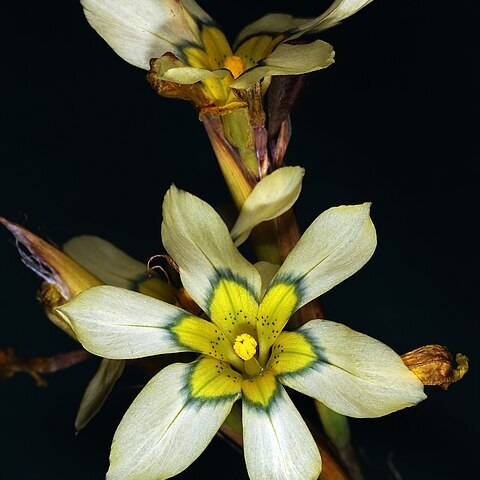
[80,0,374,106]
[57,178,425,480]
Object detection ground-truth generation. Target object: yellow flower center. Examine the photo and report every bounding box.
[224,55,245,79]
[233,333,257,361]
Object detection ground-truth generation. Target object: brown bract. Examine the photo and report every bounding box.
[0,217,102,299]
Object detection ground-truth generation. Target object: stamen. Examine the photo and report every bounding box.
[224,55,245,79]
[234,333,257,361]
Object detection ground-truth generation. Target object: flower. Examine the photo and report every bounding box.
[0,217,172,430]
[1,166,303,433]
[57,185,426,480]
[80,0,373,110]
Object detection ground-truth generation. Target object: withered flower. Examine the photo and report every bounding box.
[402,344,469,390]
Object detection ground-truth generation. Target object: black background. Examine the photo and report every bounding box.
[1,1,478,479]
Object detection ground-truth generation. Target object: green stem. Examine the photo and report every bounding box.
[316,403,365,480]
[249,221,282,264]
[221,109,259,177]
[315,402,350,449]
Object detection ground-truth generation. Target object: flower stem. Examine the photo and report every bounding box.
[0,348,91,387]
[201,113,255,209]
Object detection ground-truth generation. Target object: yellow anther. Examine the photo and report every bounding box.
[224,55,245,79]
[234,333,257,361]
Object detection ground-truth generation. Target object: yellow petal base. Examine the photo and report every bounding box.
[189,357,242,401]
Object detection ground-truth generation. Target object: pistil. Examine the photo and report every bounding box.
[244,356,262,377]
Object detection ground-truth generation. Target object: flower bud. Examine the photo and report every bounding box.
[401,344,469,390]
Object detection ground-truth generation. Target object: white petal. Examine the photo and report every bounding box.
[64,236,148,289]
[277,320,427,418]
[230,166,305,246]
[180,0,214,24]
[271,203,376,311]
[254,261,279,298]
[242,382,321,480]
[57,285,239,365]
[231,40,334,89]
[234,1,373,50]
[234,14,308,49]
[75,359,125,431]
[56,285,196,359]
[81,0,209,69]
[307,0,375,33]
[108,360,240,480]
[161,185,261,316]
[65,236,175,303]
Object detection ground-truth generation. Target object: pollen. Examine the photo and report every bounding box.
[233,333,257,361]
[224,55,245,79]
